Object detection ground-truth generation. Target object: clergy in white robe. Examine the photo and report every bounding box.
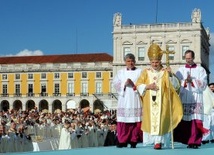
[201,85,214,143]
[208,83,214,143]
[58,122,71,150]
[174,49,207,149]
[136,43,183,150]
[113,53,142,148]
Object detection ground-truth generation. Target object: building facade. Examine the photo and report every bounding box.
[0,8,211,113]
[112,8,211,84]
[0,53,118,113]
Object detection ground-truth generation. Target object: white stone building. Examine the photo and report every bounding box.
[112,8,211,83]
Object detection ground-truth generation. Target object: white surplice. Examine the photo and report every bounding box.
[176,64,207,121]
[202,87,214,141]
[58,127,71,150]
[113,68,142,122]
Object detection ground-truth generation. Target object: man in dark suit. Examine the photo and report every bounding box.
[104,121,118,146]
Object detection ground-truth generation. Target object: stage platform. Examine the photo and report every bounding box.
[4,142,214,155]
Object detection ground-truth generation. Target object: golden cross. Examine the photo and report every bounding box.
[162,45,175,67]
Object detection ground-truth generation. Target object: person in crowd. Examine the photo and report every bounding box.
[201,82,214,144]
[58,119,72,150]
[208,83,214,92]
[113,53,142,148]
[104,120,118,146]
[7,121,19,152]
[174,50,207,149]
[0,124,7,152]
[0,107,119,152]
[207,83,214,143]
[135,43,183,150]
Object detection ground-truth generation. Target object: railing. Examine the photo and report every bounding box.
[1,93,9,97]
[14,93,22,97]
[80,93,89,96]
[66,93,75,96]
[0,92,119,99]
[53,93,61,97]
[27,93,35,97]
[40,92,48,97]
[121,22,194,30]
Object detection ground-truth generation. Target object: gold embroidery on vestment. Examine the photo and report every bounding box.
[148,69,164,135]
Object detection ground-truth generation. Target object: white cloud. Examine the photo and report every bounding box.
[15,49,44,56]
[5,49,44,57]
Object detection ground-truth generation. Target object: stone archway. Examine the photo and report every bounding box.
[0,100,9,112]
[26,100,35,111]
[93,99,104,113]
[52,100,62,113]
[66,100,77,110]
[79,99,90,109]
[13,100,22,111]
[39,99,48,112]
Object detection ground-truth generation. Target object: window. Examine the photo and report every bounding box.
[41,73,46,79]
[2,74,7,80]
[81,82,88,94]
[96,82,102,94]
[54,83,60,94]
[110,72,113,78]
[40,83,48,96]
[68,83,74,94]
[182,45,189,60]
[2,84,7,95]
[54,73,60,79]
[68,72,73,79]
[123,47,131,57]
[28,84,33,93]
[15,84,21,94]
[168,46,175,60]
[15,74,20,80]
[138,47,145,61]
[28,74,33,79]
[96,72,101,78]
[41,83,46,93]
[82,72,87,78]
[40,83,47,96]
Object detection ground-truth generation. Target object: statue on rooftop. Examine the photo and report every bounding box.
[113,12,122,27]
[191,8,201,23]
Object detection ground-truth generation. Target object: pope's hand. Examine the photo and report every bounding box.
[146,83,159,91]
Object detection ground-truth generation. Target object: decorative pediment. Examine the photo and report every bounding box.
[151,40,162,47]
[180,39,192,43]
[136,41,147,45]
[122,41,133,45]
[166,40,177,44]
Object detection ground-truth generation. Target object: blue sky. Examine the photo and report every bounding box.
[0,0,214,80]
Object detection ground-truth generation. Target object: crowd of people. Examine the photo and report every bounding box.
[0,107,118,153]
